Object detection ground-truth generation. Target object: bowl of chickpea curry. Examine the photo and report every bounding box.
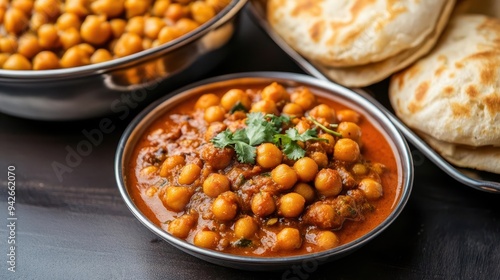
[115,72,413,270]
[0,0,245,120]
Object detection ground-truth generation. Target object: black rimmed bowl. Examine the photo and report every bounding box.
[0,0,246,121]
[114,72,413,270]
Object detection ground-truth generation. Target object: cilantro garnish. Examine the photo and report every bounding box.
[229,101,248,114]
[212,113,329,164]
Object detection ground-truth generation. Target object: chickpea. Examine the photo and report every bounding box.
[276,228,301,250]
[0,36,18,53]
[194,230,219,249]
[319,133,335,154]
[90,48,112,64]
[309,104,337,124]
[293,157,318,182]
[59,27,82,50]
[144,17,166,40]
[139,165,158,178]
[358,178,383,200]
[371,162,386,175]
[337,109,361,123]
[56,13,81,30]
[334,138,360,162]
[60,45,91,68]
[124,0,150,18]
[0,7,4,23]
[234,216,258,239]
[314,169,342,197]
[165,3,188,22]
[279,193,305,218]
[337,122,361,143]
[220,89,251,111]
[4,8,29,35]
[38,24,60,49]
[256,143,282,169]
[110,18,127,38]
[291,87,316,110]
[175,18,199,35]
[152,0,170,17]
[34,0,61,18]
[261,82,288,103]
[2,53,31,70]
[113,32,143,57]
[161,186,193,212]
[168,214,197,238]
[90,0,125,18]
[30,12,48,31]
[33,51,60,70]
[251,192,275,217]
[316,231,339,249]
[191,1,216,24]
[12,0,34,15]
[250,100,278,115]
[145,186,157,197]
[303,203,336,229]
[282,103,303,117]
[204,105,225,123]
[352,163,368,175]
[178,163,202,185]
[212,191,238,221]
[310,152,328,168]
[159,155,185,177]
[202,173,230,198]
[206,0,231,12]
[125,16,144,36]
[0,53,10,67]
[80,15,112,45]
[271,164,297,190]
[200,143,234,170]
[293,183,315,203]
[157,26,180,44]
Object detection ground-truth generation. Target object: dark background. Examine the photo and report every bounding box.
[1,9,499,280]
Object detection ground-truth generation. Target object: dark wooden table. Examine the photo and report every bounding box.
[1,10,500,280]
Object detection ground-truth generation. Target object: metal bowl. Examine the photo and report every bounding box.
[115,72,414,271]
[0,0,247,121]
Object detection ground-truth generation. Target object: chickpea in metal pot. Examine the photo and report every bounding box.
[162,186,193,212]
[2,53,31,70]
[316,231,339,249]
[291,87,316,111]
[212,191,238,221]
[309,104,337,124]
[168,214,197,238]
[203,173,230,198]
[90,48,112,64]
[159,155,185,177]
[293,157,318,182]
[256,143,282,169]
[194,230,219,249]
[358,178,383,200]
[144,17,166,40]
[251,192,275,217]
[314,169,342,197]
[59,27,82,50]
[251,100,278,115]
[271,164,297,190]
[124,0,150,18]
[337,109,361,123]
[113,32,143,57]
[80,15,111,45]
[204,105,226,123]
[0,36,18,53]
[33,51,60,70]
[337,122,362,143]
[261,82,289,104]
[220,89,251,111]
[282,103,303,117]
[334,138,360,162]
[90,0,125,18]
[234,216,258,239]
[292,183,315,204]
[4,7,29,35]
[276,228,301,250]
[56,13,81,30]
[178,163,202,185]
[191,1,216,24]
[278,193,305,218]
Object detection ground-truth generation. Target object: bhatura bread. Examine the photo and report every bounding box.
[420,133,500,174]
[455,0,500,18]
[390,15,500,147]
[268,0,450,67]
[314,0,455,87]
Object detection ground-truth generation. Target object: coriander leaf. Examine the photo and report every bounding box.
[234,142,256,164]
[245,122,268,146]
[232,129,248,143]
[212,129,234,148]
[266,114,290,130]
[246,112,265,126]
[229,101,248,114]
[234,238,252,248]
[283,142,305,160]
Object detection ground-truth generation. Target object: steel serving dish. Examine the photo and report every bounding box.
[115,72,414,270]
[0,0,247,121]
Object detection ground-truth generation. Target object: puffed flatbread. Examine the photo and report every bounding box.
[268,0,450,67]
[420,133,500,174]
[455,0,500,18]
[390,15,500,147]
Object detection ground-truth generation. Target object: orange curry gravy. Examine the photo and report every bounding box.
[127,81,402,257]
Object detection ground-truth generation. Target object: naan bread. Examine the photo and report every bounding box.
[420,133,500,174]
[455,0,500,18]
[314,0,455,87]
[390,15,500,147]
[268,0,450,67]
